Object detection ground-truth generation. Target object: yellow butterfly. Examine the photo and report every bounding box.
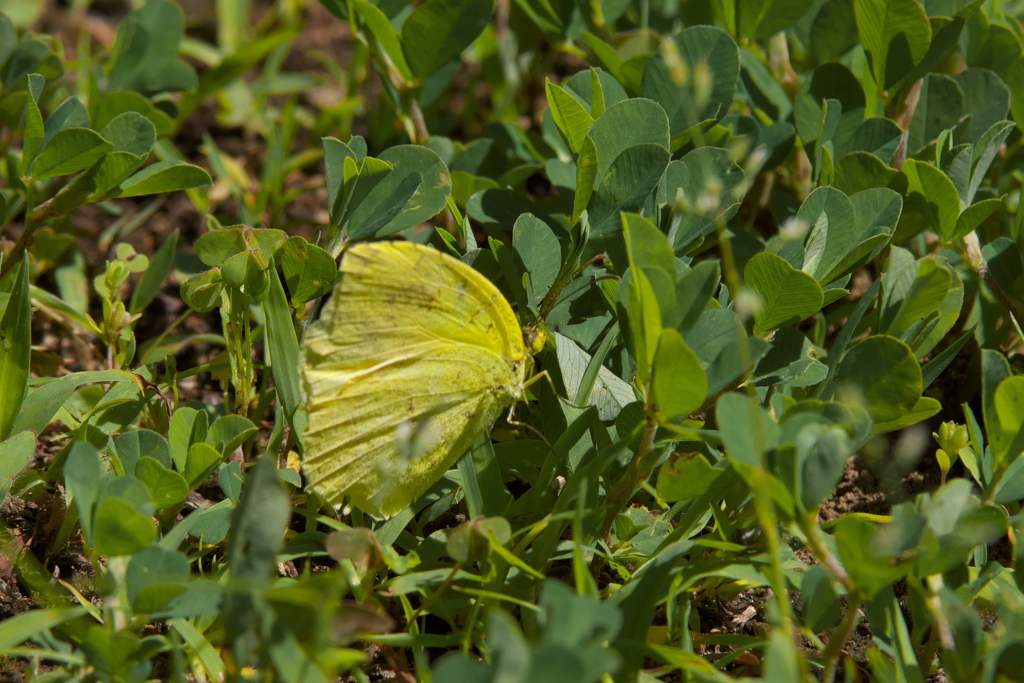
[300,240,536,518]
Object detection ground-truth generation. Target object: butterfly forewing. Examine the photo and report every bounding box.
[306,241,526,373]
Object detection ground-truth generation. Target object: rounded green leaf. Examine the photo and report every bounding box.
[325,529,385,574]
[745,252,824,333]
[954,68,1010,144]
[587,144,671,239]
[739,0,808,40]
[993,376,1024,469]
[801,565,842,633]
[187,503,232,544]
[184,442,223,490]
[447,516,511,563]
[278,236,338,305]
[111,160,212,198]
[113,429,172,475]
[546,78,594,154]
[92,90,174,137]
[805,187,900,284]
[401,0,492,79]
[220,251,268,298]
[466,188,544,231]
[687,309,770,395]
[133,584,188,614]
[98,111,156,156]
[836,335,921,423]
[587,98,670,184]
[135,457,188,509]
[623,213,675,281]
[846,117,903,161]
[953,198,1001,242]
[834,515,905,598]
[908,73,964,153]
[92,498,157,556]
[854,0,932,88]
[196,226,286,266]
[652,328,707,420]
[181,269,223,313]
[798,186,856,282]
[879,255,953,342]
[716,392,781,468]
[656,451,720,502]
[833,152,901,195]
[641,25,738,134]
[902,159,961,241]
[872,397,941,434]
[797,423,852,511]
[659,147,746,254]
[219,460,244,502]
[0,430,36,501]
[209,414,258,455]
[513,213,562,309]
[754,327,828,388]
[106,0,197,93]
[565,67,629,112]
[126,545,189,605]
[793,63,865,146]
[810,0,859,63]
[620,267,662,385]
[90,151,145,199]
[347,145,451,239]
[30,128,113,181]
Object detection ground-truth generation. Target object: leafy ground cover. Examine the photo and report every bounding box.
[3,0,1024,680]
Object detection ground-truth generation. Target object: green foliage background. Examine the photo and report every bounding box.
[3,0,1024,681]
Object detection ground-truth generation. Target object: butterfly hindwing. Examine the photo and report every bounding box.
[304,344,518,516]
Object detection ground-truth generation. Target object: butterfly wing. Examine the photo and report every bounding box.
[301,241,528,517]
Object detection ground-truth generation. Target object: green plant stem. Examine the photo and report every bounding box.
[577,0,609,38]
[799,512,859,680]
[2,184,90,279]
[398,89,429,144]
[715,204,807,678]
[537,254,608,321]
[983,464,1009,506]
[924,575,953,650]
[223,288,254,416]
[598,408,659,541]
[1,186,38,280]
[821,592,862,682]
[799,514,853,592]
[960,232,1024,341]
[409,562,463,625]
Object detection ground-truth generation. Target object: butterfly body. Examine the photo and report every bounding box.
[300,241,528,517]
